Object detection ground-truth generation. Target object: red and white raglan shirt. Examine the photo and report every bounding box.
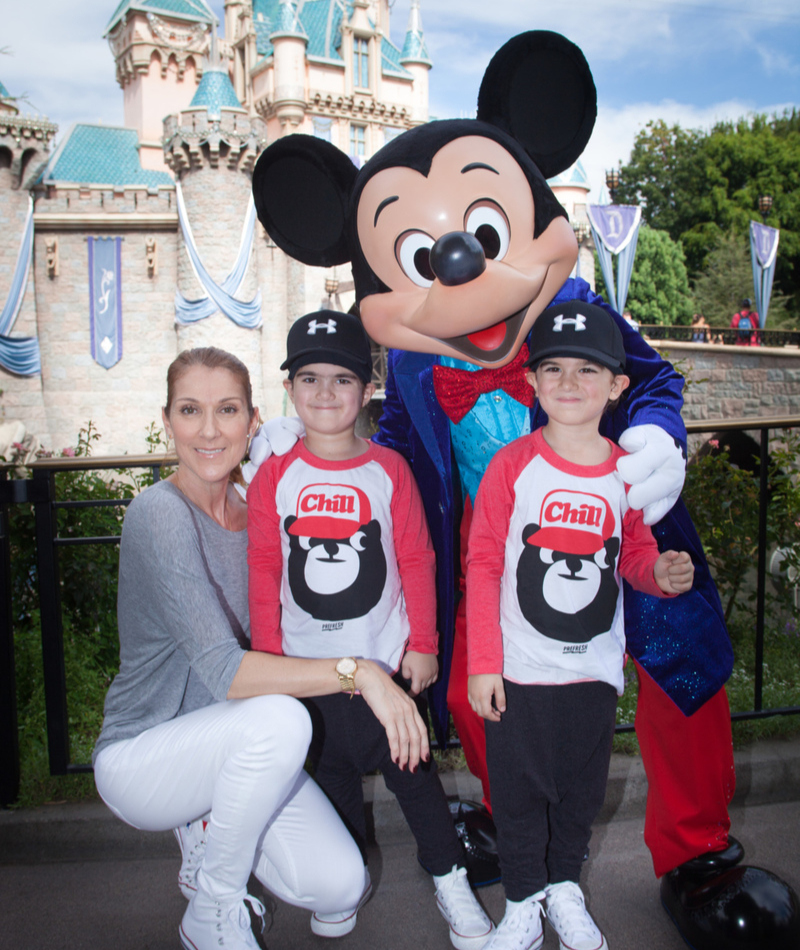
[467,429,671,694]
[248,439,438,671]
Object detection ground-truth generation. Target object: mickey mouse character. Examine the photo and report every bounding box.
[252,30,799,949]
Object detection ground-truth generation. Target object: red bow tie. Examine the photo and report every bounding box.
[432,345,534,424]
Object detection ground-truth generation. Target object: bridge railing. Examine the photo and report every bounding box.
[640,325,800,348]
[1,419,799,805]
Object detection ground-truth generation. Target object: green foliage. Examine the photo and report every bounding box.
[681,429,800,742]
[692,230,792,330]
[594,226,694,326]
[616,113,800,320]
[10,421,170,806]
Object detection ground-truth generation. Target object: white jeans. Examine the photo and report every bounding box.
[94,695,365,913]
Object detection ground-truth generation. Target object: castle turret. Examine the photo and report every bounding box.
[105,0,217,173]
[162,50,276,411]
[399,0,432,126]
[269,0,309,134]
[0,82,57,445]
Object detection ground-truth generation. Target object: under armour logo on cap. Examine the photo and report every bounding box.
[552,314,587,333]
[307,318,337,335]
[525,299,626,375]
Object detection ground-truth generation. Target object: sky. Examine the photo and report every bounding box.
[3,0,800,201]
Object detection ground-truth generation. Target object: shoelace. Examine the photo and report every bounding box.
[226,894,266,945]
[547,884,598,941]
[494,895,545,950]
[436,868,480,926]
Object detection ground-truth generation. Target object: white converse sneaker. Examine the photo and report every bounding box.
[545,881,607,950]
[180,891,265,950]
[434,864,496,950]
[310,869,373,937]
[174,819,208,900]
[482,894,544,950]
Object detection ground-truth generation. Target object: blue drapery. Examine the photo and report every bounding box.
[749,221,779,328]
[0,197,41,376]
[174,184,262,328]
[587,204,642,315]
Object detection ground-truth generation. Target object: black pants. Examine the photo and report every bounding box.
[302,691,463,876]
[485,679,617,901]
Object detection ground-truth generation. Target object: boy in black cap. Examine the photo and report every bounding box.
[466,301,694,950]
[248,310,494,949]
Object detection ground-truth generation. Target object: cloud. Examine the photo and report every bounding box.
[581,98,796,202]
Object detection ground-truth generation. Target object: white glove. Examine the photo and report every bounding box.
[241,416,305,484]
[617,424,686,525]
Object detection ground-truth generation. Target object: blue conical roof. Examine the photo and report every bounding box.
[105,0,215,35]
[270,0,308,38]
[0,80,10,99]
[400,0,431,67]
[189,68,244,117]
[547,160,590,190]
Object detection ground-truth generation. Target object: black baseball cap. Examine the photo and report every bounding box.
[282,310,373,384]
[525,300,626,374]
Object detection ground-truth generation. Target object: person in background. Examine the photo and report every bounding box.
[730,299,759,346]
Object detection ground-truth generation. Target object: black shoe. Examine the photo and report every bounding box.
[418,798,502,889]
[661,861,800,949]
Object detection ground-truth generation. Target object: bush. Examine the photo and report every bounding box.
[9,422,168,806]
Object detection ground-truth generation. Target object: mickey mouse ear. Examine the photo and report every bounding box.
[476,31,597,180]
[252,134,358,267]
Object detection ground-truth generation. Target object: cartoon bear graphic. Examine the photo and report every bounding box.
[516,488,620,642]
[284,482,387,621]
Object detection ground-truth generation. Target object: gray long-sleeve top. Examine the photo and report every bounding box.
[93,481,248,761]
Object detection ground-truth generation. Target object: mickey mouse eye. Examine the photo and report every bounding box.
[395,230,435,287]
[594,548,608,569]
[350,530,366,552]
[539,548,554,565]
[298,535,312,551]
[465,202,510,261]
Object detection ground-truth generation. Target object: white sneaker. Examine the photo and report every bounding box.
[482,894,544,950]
[545,881,608,950]
[434,864,496,950]
[310,869,373,937]
[174,819,208,900]
[180,891,265,950]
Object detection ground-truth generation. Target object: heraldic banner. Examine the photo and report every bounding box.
[88,236,123,369]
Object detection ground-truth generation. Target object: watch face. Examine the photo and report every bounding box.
[337,657,357,676]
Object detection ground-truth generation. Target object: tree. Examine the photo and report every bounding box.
[692,230,791,330]
[616,114,800,319]
[594,226,693,325]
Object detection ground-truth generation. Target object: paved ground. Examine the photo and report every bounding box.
[2,738,799,950]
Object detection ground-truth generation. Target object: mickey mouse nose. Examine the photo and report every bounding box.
[429,232,487,287]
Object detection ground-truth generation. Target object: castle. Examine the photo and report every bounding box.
[0,0,590,456]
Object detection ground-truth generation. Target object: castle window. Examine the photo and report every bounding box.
[350,124,366,163]
[353,38,370,89]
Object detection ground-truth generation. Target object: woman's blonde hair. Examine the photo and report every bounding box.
[165,347,256,487]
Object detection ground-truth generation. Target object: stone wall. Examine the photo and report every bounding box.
[650,340,800,425]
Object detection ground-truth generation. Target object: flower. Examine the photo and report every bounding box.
[709,439,720,449]
[61,446,76,457]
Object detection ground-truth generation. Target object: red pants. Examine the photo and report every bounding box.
[448,498,736,877]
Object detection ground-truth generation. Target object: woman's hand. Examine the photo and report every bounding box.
[356,660,430,771]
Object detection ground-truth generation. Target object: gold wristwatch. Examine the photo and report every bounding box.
[335,657,358,698]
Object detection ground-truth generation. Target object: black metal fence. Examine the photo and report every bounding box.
[1,420,799,807]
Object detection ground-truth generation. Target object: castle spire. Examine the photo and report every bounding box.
[400,0,432,68]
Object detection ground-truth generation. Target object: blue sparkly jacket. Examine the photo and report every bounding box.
[374,278,733,742]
